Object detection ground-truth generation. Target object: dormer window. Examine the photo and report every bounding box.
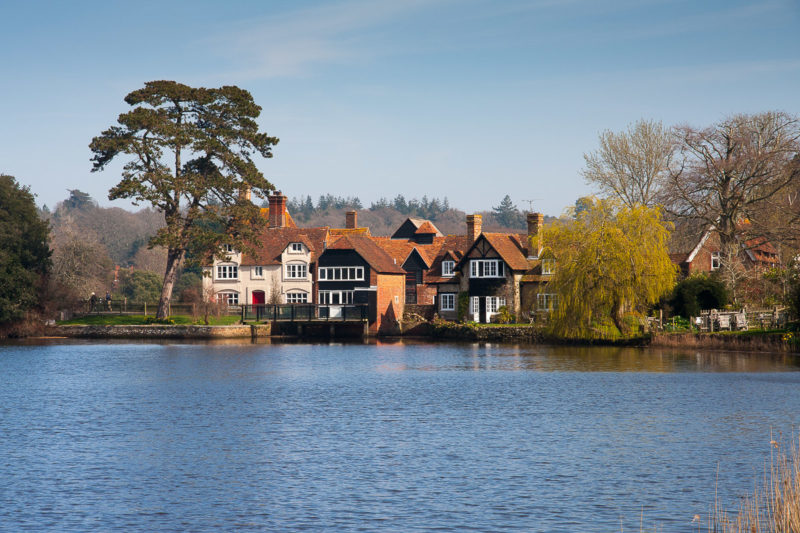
[442,260,455,277]
[290,242,303,253]
[542,259,555,275]
[221,244,234,253]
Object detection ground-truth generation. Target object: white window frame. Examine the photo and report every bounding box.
[285,291,308,303]
[470,296,479,320]
[285,263,308,279]
[216,264,238,280]
[290,242,303,253]
[440,293,455,311]
[711,251,721,271]
[442,260,455,277]
[318,266,364,281]
[537,293,558,311]
[319,290,354,305]
[221,243,233,253]
[469,259,504,278]
[216,291,239,305]
[486,296,506,315]
[251,266,264,279]
[541,259,555,275]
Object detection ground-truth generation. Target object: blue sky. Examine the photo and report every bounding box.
[1,0,799,216]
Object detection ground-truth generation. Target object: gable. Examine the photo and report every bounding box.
[391,219,423,239]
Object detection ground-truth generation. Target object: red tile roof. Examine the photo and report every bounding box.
[414,221,439,234]
[241,226,329,266]
[327,235,405,274]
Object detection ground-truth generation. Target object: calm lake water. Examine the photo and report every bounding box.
[1,340,799,532]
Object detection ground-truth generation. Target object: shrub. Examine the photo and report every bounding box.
[671,274,728,318]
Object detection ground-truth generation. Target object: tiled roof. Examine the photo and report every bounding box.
[414,220,440,235]
[241,226,329,265]
[327,235,405,274]
[479,233,531,271]
[330,227,371,237]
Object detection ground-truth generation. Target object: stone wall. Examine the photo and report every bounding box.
[430,322,542,342]
[52,325,256,339]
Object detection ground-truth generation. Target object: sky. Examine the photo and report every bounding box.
[1,0,799,217]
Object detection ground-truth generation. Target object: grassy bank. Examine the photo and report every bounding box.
[58,314,241,326]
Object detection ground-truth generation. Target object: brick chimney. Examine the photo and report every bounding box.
[466,214,482,247]
[527,212,544,259]
[268,191,287,228]
[345,210,357,229]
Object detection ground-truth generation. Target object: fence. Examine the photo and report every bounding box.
[649,307,790,332]
[74,299,240,318]
[241,304,368,323]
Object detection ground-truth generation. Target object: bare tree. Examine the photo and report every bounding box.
[582,119,673,208]
[663,111,800,283]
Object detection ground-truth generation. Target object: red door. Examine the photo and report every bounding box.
[252,290,265,304]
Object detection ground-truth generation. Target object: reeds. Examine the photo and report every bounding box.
[710,435,800,532]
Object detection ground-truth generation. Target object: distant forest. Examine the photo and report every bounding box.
[278,193,537,236]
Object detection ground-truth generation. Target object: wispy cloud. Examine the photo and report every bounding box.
[209,0,442,80]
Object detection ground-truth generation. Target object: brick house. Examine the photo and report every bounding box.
[670,224,780,277]
[317,234,405,334]
[378,212,552,323]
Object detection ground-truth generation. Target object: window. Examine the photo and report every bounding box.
[285,291,308,303]
[216,291,239,305]
[541,259,555,275]
[290,242,303,253]
[469,259,504,278]
[252,266,264,279]
[442,260,455,277]
[440,293,455,311]
[486,296,506,314]
[216,264,238,280]
[318,266,364,281]
[711,252,721,271]
[470,296,479,315]
[537,293,558,311]
[319,290,354,305]
[221,244,233,253]
[285,263,307,279]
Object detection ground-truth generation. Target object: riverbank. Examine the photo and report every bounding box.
[50,324,271,339]
[44,322,800,353]
[651,331,798,352]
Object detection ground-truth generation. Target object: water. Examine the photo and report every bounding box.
[1,340,799,532]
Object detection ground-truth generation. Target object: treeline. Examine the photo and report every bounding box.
[284,193,529,232]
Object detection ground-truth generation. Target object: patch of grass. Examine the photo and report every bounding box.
[57,314,241,326]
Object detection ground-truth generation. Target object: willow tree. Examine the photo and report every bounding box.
[90,81,278,318]
[543,198,675,338]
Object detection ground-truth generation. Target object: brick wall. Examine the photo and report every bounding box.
[375,273,405,335]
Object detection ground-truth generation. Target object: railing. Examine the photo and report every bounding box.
[241,304,368,323]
